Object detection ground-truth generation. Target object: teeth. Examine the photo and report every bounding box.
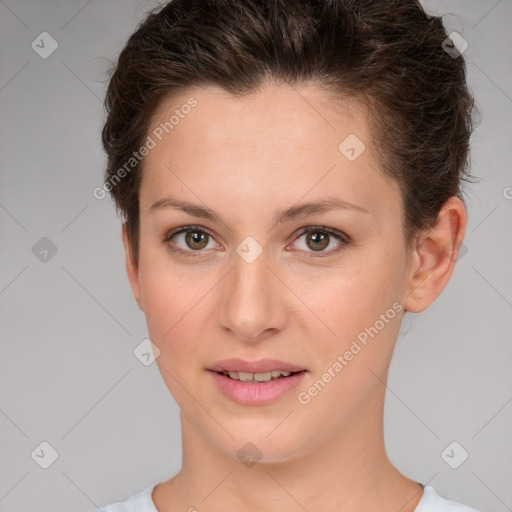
[239,371,257,381]
[220,370,294,382]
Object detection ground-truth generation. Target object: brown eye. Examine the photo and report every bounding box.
[305,231,330,251]
[183,230,209,250]
[164,226,217,255]
[292,226,349,257]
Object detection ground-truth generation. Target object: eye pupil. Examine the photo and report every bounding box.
[185,231,208,250]
[307,232,329,251]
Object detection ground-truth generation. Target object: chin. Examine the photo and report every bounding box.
[213,426,307,466]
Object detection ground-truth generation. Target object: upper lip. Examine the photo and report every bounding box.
[208,358,306,374]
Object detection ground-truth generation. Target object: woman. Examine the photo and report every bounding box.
[92,0,480,510]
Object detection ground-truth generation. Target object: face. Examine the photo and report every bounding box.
[124,84,415,463]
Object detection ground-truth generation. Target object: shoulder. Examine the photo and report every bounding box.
[87,484,158,512]
[415,485,482,512]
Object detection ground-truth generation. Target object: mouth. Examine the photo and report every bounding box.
[213,369,307,383]
[207,358,308,404]
[208,368,308,405]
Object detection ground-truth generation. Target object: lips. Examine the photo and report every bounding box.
[208,358,307,374]
[209,366,307,405]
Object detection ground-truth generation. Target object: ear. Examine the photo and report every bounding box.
[121,223,143,311]
[403,196,467,313]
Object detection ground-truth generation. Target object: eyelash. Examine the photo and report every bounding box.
[163,225,350,259]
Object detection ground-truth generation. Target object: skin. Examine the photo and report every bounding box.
[121,83,467,512]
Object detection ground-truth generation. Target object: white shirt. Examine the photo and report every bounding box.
[90,484,482,511]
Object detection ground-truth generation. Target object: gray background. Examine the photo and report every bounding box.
[1,0,511,510]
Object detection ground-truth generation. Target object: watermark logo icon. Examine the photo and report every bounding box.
[31,441,59,469]
[441,441,469,469]
[134,338,161,366]
[338,134,366,161]
[32,237,58,263]
[441,238,468,263]
[31,32,59,59]
[236,442,262,468]
[442,32,468,58]
[236,236,263,264]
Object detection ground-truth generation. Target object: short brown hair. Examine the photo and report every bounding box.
[101,0,478,266]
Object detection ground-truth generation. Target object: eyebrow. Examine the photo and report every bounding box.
[149,195,370,226]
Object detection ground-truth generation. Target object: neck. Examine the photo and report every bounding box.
[153,381,424,512]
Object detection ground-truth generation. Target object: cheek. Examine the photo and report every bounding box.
[140,268,208,402]
[137,254,209,359]
[142,277,206,346]
[296,282,402,430]
[296,251,404,339]
[296,249,405,388]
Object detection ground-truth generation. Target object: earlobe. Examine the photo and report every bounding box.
[121,223,143,310]
[403,197,467,313]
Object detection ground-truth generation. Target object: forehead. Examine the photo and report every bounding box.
[140,84,400,222]
[147,83,366,155]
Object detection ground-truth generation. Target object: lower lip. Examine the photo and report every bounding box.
[208,370,307,405]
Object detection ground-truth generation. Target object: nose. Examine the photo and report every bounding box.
[217,247,288,343]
